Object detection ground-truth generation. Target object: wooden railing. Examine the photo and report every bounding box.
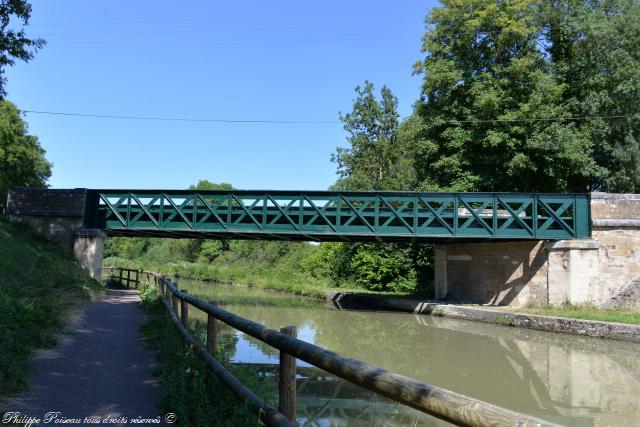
[104,267,141,288]
[105,268,561,427]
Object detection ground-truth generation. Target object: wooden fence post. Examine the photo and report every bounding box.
[127,269,131,288]
[172,282,179,314]
[180,291,189,328]
[279,326,297,423]
[135,270,140,289]
[207,300,218,355]
[119,269,123,286]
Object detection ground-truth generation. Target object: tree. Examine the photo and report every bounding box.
[0,1,45,97]
[329,83,430,294]
[413,0,603,192]
[0,99,51,209]
[545,0,640,192]
[188,180,233,191]
[332,82,415,191]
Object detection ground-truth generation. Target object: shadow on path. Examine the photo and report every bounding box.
[2,285,167,426]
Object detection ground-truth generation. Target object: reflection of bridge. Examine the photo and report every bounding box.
[232,363,439,426]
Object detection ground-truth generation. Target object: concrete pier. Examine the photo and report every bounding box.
[434,193,640,309]
[73,228,105,280]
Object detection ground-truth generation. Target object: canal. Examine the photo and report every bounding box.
[179,279,640,426]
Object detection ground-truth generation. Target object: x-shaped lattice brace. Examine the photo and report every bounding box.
[537,199,574,234]
[417,196,455,233]
[496,197,533,234]
[457,198,494,234]
[339,196,375,233]
[378,197,413,233]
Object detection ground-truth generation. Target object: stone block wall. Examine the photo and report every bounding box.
[589,193,640,310]
[6,187,88,249]
[6,187,87,216]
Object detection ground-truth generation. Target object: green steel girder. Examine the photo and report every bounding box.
[85,190,591,242]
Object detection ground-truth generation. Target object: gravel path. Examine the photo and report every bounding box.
[1,286,167,426]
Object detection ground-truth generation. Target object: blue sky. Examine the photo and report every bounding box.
[7,0,435,190]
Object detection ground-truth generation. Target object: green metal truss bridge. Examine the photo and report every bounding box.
[84,190,591,242]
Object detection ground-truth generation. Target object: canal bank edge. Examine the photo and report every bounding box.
[326,292,640,343]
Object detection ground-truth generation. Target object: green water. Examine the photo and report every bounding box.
[179,279,640,427]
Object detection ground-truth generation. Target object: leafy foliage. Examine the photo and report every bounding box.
[188,180,233,191]
[413,0,602,192]
[0,0,45,97]
[545,0,640,192]
[0,99,51,209]
[332,81,415,191]
[413,0,640,192]
[330,86,433,293]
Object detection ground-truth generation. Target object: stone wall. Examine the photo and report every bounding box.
[6,187,88,249]
[6,187,87,216]
[589,193,640,310]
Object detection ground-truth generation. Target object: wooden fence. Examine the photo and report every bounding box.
[105,267,561,427]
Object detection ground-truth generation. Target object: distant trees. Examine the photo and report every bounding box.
[0,0,45,97]
[188,180,233,191]
[0,100,51,209]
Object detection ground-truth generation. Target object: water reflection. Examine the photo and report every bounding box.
[180,280,640,426]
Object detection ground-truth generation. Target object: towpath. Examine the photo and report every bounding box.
[1,285,167,426]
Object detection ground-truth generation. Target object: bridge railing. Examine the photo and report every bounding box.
[88,190,591,241]
[106,268,561,427]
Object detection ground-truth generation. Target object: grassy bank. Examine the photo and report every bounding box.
[513,304,640,325]
[104,237,433,298]
[0,221,103,395]
[139,287,272,427]
[104,256,408,299]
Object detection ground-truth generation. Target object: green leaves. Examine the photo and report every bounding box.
[0,1,45,97]
[412,0,639,192]
[332,81,415,191]
[0,100,52,209]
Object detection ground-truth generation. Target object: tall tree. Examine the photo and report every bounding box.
[545,0,640,192]
[0,0,45,97]
[0,99,51,208]
[332,82,415,191]
[413,0,603,192]
[329,83,430,294]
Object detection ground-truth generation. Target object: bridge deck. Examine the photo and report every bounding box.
[86,190,591,242]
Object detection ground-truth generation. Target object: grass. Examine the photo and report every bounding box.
[104,256,413,300]
[0,221,103,395]
[139,287,272,427]
[514,304,640,325]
